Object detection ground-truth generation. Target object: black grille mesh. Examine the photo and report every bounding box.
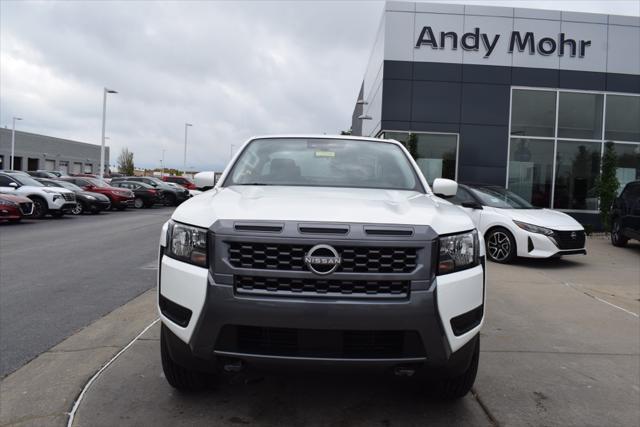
[19,202,33,215]
[215,325,425,358]
[235,275,410,297]
[62,192,75,202]
[228,242,417,273]
[553,230,586,250]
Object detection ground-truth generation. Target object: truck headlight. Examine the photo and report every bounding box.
[513,220,554,236]
[166,221,208,267]
[438,230,479,275]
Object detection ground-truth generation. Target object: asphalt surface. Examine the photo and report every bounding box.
[0,207,173,377]
[71,237,639,427]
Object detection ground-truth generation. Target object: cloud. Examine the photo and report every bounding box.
[1,0,638,171]
[1,1,382,171]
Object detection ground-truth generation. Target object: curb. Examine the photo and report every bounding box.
[0,289,157,427]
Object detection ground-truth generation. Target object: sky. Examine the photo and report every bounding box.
[1,0,639,172]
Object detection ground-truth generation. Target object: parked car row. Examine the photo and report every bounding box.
[0,171,197,222]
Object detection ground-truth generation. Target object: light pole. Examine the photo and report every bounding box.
[183,123,192,175]
[100,87,118,181]
[10,117,23,170]
[161,149,166,178]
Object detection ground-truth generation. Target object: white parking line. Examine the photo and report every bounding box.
[592,295,639,318]
[564,282,639,318]
[66,318,160,427]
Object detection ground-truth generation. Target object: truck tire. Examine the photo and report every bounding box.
[435,337,480,400]
[161,324,209,391]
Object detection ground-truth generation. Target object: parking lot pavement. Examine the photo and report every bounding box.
[0,207,173,378]
[68,237,639,427]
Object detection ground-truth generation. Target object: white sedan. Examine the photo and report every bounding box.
[447,184,586,263]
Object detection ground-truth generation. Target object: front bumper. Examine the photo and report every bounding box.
[158,254,485,373]
[514,229,586,258]
[0,205,22,220]
[111,196,135,208]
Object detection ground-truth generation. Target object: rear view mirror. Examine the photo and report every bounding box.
[432,178,458,198]
[194,171,216,189]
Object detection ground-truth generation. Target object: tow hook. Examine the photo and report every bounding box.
[394,366,416,377]
[223,360,244,373]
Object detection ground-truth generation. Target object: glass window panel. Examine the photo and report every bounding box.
[508,138,554,207]
[553,140,602,210]
[510,90,556,137]
[557,92,604,139]
[613,143,640,192]
[384,132,458,185]
[605,95,640,142]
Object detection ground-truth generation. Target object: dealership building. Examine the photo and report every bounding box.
[0,128,109,175]
[352,1,640,224]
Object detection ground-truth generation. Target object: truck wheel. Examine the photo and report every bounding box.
[485,228,516,263]
[435,337,480,400]
[161,324,209,391]
[611,218,628,247]
[29,197,48,219]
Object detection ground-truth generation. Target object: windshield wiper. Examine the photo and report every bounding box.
[234,183,273,186]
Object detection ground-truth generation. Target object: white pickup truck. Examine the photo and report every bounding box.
[157,135,486,399]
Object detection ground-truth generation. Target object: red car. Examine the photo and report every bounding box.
[61,177,134,210]
[0,193,34,223]
[162,175,197,190]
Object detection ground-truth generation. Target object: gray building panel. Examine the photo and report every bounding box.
[0,129,109,174]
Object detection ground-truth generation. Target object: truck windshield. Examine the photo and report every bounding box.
[224,138,423,192]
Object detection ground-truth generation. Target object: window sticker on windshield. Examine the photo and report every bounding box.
[315,151,335,158]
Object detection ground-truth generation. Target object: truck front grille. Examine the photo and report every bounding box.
[228,242,417,273]
[553,230,585,249]
[215,325,425,359]
[235,275,410,298]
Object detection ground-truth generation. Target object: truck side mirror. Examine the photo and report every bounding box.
[432,178,457,198]
[9,182,18,189]
[194,171,216,190]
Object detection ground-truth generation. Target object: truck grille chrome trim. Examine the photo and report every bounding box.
[235,275,410,298]
[228,242,417,274]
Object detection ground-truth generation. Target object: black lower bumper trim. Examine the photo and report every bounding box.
[450,305,483,336]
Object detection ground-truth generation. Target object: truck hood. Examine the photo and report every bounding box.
[490,207,583,230]
[171,185,474,235]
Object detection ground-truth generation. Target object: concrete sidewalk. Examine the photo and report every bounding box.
[0,289,158,427]
[70,237,638,426]
[2,238,638,426]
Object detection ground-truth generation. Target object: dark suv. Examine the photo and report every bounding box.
[111,176,189,206]
[611,180,640,247]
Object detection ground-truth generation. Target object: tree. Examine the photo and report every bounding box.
[407,133,418,160]
[117,147,135,176]
[595,141,619,231]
